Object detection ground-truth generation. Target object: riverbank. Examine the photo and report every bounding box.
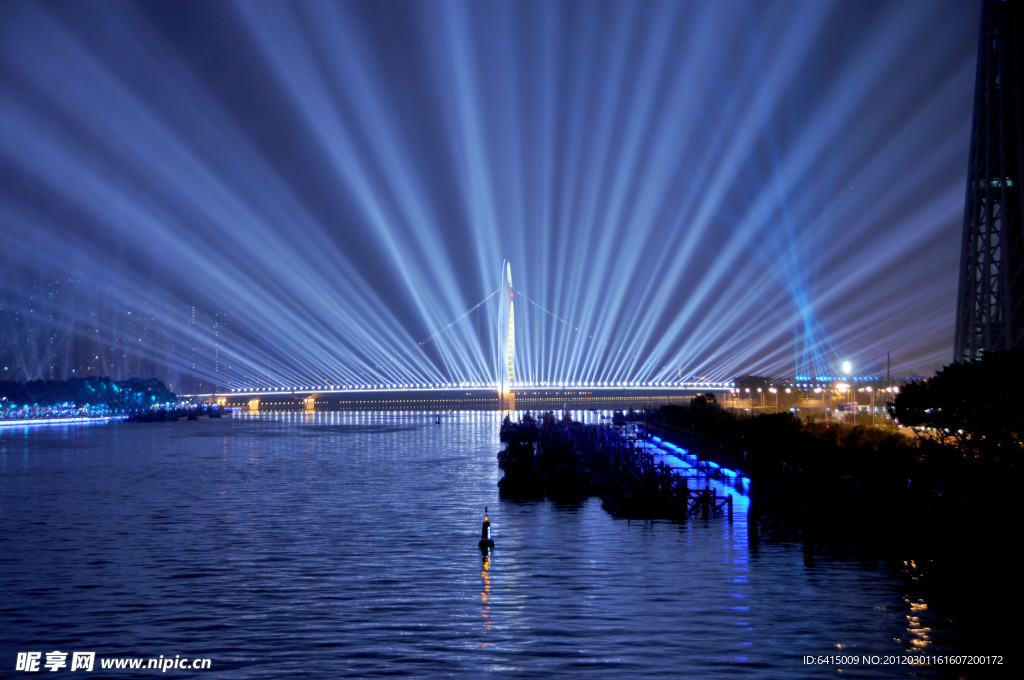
[0,415,126,429]
[0,377,177,421]
[649,404,1021,546]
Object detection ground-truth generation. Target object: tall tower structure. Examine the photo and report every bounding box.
[954,0,1024,362]
[498,260,514,400]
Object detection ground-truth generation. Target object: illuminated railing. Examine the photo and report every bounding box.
[186,381,736,398]
[0,416,125,428]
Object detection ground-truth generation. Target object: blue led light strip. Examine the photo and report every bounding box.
[0,416,124,429]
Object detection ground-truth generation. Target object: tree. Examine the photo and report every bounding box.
[889,348,1024,461]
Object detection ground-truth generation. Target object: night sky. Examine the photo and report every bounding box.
[0,0,980,389]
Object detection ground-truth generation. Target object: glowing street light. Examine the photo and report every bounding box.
[813,386,826,420]
[836,382,851,424]
[863,386,875,426]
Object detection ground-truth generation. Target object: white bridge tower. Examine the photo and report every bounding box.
[498,260,514,405]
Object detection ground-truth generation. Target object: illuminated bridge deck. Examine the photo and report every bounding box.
[193,385,732,412]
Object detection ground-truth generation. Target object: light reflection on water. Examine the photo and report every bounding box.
[481,554,492,649]
[0,411,1006,678]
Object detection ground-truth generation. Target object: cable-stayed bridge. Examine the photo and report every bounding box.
[194,261,733,412]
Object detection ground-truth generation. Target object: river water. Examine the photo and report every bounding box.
[0,412,1014,678]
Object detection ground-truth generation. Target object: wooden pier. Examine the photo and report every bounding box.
[498,415,738,520]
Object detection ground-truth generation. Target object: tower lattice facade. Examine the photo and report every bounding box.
[954,0,1024,362]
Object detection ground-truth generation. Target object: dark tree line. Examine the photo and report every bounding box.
[655,395,1012,514]
[657,401,920,481]
[0,377,176,411]
[889,348,1024,463]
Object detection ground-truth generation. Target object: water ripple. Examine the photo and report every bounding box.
[0,412,1004,678]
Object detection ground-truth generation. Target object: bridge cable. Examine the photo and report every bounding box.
[365,288,499,384]
[511,286,657,381]
[511,288,730,385]
[414,288,500,349]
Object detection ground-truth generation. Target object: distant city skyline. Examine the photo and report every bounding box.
[0,0,981,386]
[0,273,232,392]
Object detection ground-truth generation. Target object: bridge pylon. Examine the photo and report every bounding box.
[499,260,515,409]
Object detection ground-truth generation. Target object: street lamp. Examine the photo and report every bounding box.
[884,386,900,421]
[836,382,851,424]
[769,387,778,412]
